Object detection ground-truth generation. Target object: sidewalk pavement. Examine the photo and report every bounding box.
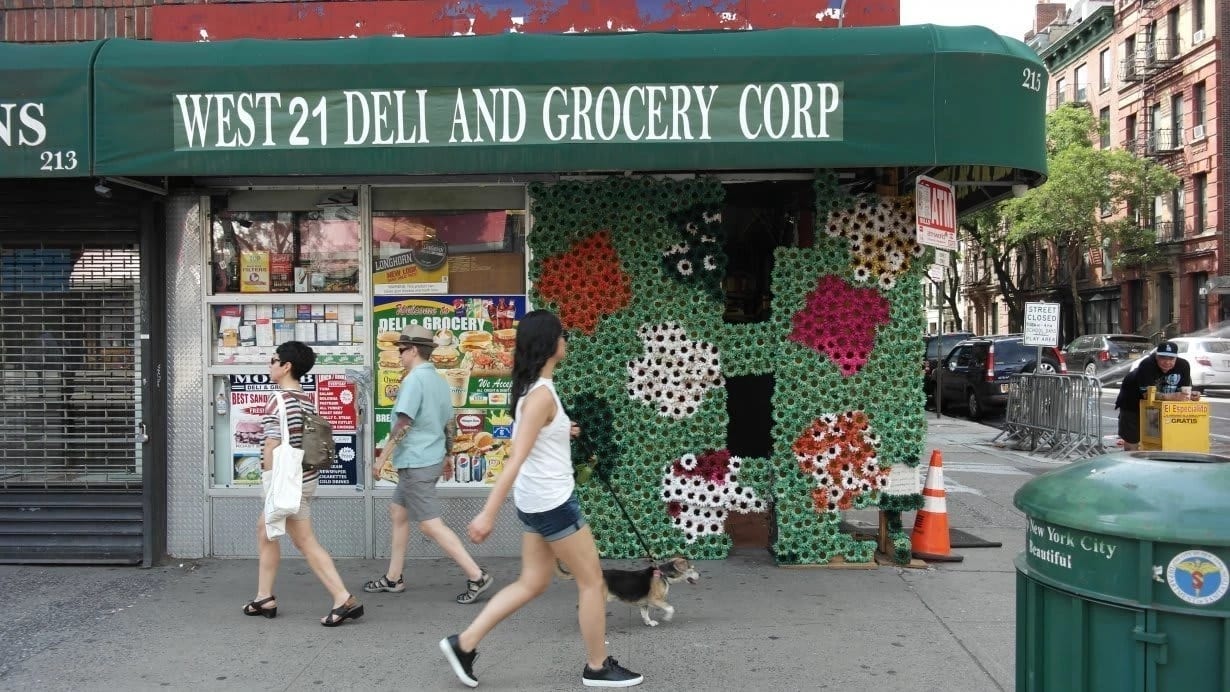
[0,417,1039,692]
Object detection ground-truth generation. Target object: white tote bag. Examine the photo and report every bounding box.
[263,392,304,540]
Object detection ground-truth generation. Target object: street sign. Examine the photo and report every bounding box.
[915,175,957,251]
[1023,302,1061,347]
[933,249,950,266]
[928,264,945,282]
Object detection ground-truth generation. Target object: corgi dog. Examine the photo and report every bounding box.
[557,557,700,627]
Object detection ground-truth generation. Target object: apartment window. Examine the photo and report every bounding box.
[1099,48,1111,91]
[1166,9,1180,57]
[1039,247,1049,284]
[1055,77,1067,106]
[1126,113,1138,151]
[1151,102,1163,151]
[1194,173,1208,233]
[1193,81,1207,136]
[1171,186,1185,239]
[1074,64,1088,101]
[1171,93,1183,148]
[1099,107,1111,148]
[1194,0,1206,33]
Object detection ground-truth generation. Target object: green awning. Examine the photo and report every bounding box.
[93,26,1047,183]
[1,41,100,178]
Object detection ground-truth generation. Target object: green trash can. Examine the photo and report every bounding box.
[1014,451,1230,691]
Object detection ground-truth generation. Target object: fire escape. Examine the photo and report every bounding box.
[1121,0,1188,246]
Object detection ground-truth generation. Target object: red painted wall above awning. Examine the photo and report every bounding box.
[151,0,900,42]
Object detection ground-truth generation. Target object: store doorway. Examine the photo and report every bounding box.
[720,180,813,548]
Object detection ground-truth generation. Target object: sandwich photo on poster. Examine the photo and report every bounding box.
[371,295,525,489]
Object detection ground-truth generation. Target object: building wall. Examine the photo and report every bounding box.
[1113,0,1223,336]
[1,0,902,43]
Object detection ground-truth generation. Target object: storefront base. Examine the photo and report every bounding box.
[205,495,524,559]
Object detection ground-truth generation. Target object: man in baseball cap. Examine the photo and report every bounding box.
[366,323,493,603]
[1114,340,1197,450]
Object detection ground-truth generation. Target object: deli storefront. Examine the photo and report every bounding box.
[4,26,1046,564]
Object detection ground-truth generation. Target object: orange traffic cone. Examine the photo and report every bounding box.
[911,450,964,563]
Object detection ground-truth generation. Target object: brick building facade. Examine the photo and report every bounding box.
[2,0,901,43]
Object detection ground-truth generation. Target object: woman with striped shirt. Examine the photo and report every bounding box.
[242,340,364,626]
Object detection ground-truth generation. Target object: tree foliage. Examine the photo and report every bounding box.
[969,104,1178,335]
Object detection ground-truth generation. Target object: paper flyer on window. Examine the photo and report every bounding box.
[370,295,525,489]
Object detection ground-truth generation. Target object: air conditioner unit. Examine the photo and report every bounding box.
[1193,124,1206,141]
[1193,29,1206,45]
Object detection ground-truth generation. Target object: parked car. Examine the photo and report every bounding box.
[937,334,1067,420]
[1062,333,1152,383]
[923,331,974,401]
[1127,337,1230,392]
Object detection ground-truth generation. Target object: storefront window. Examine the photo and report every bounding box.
[369,186,527,492]
[204,186,529,492]
[206,190,367,489]
[210,207,361,295]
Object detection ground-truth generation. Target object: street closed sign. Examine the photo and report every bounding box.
[1023,302,1060,347]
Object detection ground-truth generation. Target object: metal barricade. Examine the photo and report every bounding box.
[994,374,1105,460]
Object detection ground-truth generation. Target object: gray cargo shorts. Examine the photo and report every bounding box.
[391,462,443,521]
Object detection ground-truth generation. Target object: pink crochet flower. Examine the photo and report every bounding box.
[788,275,890,376]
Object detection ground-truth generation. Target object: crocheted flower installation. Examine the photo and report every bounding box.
[662,206,726,301]
[536,230,632,335]
[661,449,766,543]
[626,322,724,420]
[788,274,890,376]
[824,196,924,291]
[793,412,888,513]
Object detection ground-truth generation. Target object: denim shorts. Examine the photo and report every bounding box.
[515,494,587,542]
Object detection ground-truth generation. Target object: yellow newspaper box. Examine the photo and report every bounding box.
[1139,398,1210,453]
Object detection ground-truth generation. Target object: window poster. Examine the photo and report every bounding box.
[226,373,360,487]
[372,216,451,295]
[371,295,525,489]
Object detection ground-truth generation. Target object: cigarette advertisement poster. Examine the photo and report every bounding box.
[227,373,360,487]
[371,295,524,489]
[372,216,450,295]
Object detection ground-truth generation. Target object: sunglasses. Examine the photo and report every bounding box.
[269,357,283,365]
[397,346,411,354]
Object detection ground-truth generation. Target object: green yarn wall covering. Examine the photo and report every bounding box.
[527,174,925,564]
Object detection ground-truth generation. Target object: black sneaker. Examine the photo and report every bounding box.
[439,635,478,688]
[455,569,493,604]
[582,656,644,688]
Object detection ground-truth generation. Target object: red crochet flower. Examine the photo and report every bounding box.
[536,231,632,334]
[788,275,890,376]
[792,412,887,514]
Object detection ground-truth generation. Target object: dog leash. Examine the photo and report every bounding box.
[577,437,658,564]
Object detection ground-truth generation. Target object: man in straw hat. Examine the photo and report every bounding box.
[365,324,493,604]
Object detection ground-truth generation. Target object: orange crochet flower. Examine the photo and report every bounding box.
[536,231,632,334]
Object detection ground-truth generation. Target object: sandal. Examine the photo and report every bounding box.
[243,595,277,619]
[363,574,406,593]
[456,569,493,605]
[321,596,364,627]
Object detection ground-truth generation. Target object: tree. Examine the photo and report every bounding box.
[1000,104,1178,336]
[927,248,964,332]
[962,205,1027,330]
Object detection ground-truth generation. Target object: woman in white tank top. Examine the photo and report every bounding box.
[439,310,643,689]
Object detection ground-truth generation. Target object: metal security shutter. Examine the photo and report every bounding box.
[0,241,144,563]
